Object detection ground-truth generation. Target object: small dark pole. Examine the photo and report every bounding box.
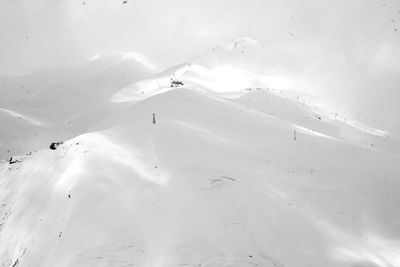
[153,113,156,124]
[294,130,297,141]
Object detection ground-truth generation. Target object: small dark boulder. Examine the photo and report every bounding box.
[50,142,63,150]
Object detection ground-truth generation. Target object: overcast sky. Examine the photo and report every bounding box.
[1,0,399,131]
[1,0,399,74]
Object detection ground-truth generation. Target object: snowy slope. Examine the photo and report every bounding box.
[1,38,399,267]
[234,89,399,153]
[1,88,400,267]
[0,53,156,158]
[108,39,395,152]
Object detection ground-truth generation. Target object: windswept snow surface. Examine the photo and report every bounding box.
[1,40,400,267]
[1,87,400,267]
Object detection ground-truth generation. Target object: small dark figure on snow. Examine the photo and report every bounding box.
[153,113,156,124]
[9,157,19,164]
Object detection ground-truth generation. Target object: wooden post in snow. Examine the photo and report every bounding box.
[294,130,297,141]
[153,113,156,125]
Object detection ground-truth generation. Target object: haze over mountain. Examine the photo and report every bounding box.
[2,0,400,134]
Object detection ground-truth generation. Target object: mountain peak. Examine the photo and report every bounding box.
[88,51,159,71]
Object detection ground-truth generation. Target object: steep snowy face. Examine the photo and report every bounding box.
[107,38,299,102]
[170,38,287,95]
[1,88,400,267]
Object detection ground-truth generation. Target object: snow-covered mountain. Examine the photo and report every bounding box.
[1,40,399,267]
[0,52,157,158]
[110,38,396,151]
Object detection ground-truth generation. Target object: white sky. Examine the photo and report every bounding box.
[0,0,400,131]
